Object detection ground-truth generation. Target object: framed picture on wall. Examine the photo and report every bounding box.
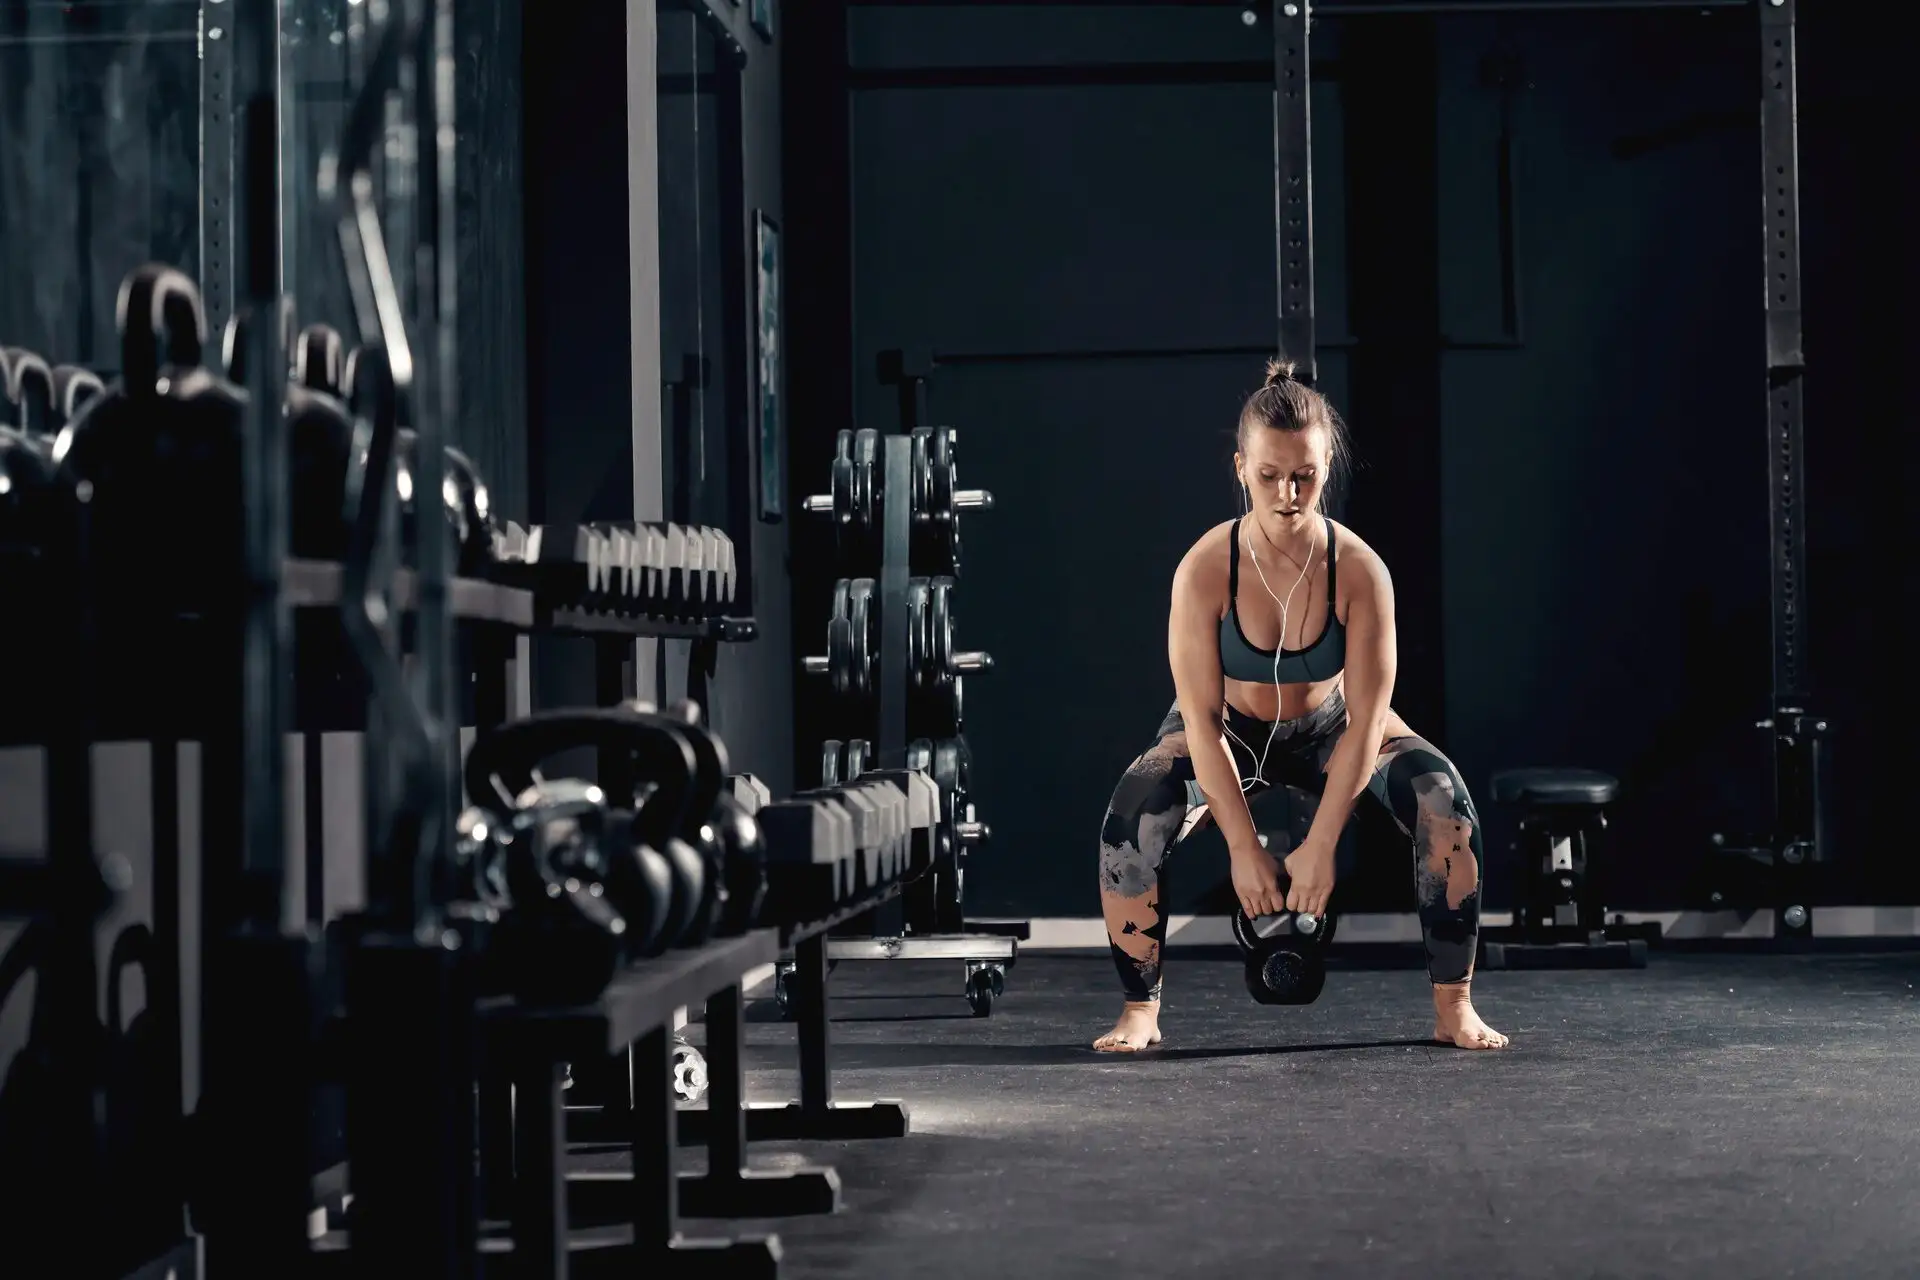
[756,210,783,521]
[749,0,774,41]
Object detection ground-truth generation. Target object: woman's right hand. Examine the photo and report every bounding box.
[1229,842,1287,919]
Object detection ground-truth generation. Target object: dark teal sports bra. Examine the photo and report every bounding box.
[1218,516,1345,685]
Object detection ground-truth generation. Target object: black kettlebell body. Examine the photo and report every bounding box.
[598,809,676,958]
[287,384,356,560]
[52,265,245,621]
[710,791,768,935]
[496,781,630,1006]
[1242,909,1338,1006]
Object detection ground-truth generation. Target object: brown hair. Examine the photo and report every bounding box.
[1237,359,1352,489]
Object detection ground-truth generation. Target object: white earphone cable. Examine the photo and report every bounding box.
[1222,481,1318,794]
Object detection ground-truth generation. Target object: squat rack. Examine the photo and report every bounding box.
[1268,0,1819,937]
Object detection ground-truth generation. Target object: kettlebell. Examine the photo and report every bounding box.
[3,349,56,442]
[515,778,676,962]
[495,780,630,1006]
[1242,908,1338,1005]
[709,790,769,935]
[465,709,712,950]
[52,365,107,427]
[626,700,734,940]
[52,264,246,619]
[391,430,498,575]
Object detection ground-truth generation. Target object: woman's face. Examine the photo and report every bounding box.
[1236,423,1331,542]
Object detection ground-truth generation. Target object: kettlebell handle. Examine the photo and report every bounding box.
[465,711,701,834]
[118,264,207,396]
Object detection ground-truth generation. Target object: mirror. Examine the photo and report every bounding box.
[0,3,201,369]
[658,5,751,585]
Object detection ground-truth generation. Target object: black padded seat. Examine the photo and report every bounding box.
[1489,768,1619,807]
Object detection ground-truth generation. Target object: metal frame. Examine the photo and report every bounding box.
[1755,0,1823,938]
[1274,0,1316,384]
[660,0,760,606]
[199,0,237,335]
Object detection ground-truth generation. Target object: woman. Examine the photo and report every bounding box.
[1094,361,1507,1053]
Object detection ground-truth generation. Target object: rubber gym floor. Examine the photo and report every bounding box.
[632,950,1920,1280]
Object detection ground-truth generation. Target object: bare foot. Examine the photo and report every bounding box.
[1092,1001,1163,1053]
[1431,984,1509,1050]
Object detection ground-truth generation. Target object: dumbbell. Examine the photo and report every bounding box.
[819,738,872,787]
[756,791,859,921]
[863,767,943,879]
[788,784,887,896]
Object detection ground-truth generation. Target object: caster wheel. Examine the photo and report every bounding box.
[774,962,797,1021]
[670,1037,709,1104]
[965,965,1004,1018]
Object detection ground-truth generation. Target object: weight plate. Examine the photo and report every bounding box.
[905,578,931,687]
[821,739,844,788]
[931,426,956,521]
[909,427,934,518]
[848,578,877,698]
[905,738,934,773]
[826,579,853,696]
[852,429,881,531]
[930,578,955,681]
[831,430,855,525]
[846,739,871,778]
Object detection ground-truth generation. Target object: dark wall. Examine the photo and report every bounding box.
[818,3,1900,918]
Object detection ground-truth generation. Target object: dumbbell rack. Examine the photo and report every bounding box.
[795,398,1025,1015]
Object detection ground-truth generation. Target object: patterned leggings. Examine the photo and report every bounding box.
[1098,688,1483,1001]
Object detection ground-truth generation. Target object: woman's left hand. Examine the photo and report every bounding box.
[1282,836,1338,919]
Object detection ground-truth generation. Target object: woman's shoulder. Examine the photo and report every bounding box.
[1326,519,1391,596]
[1172,520,1235,598]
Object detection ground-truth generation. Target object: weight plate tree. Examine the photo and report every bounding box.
[798,362,1016,1014]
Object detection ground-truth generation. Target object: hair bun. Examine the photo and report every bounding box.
[1263,358,1297,389]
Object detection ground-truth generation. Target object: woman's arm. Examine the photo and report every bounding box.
[1305,554,1398,848]
[1168,544,1262,856]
